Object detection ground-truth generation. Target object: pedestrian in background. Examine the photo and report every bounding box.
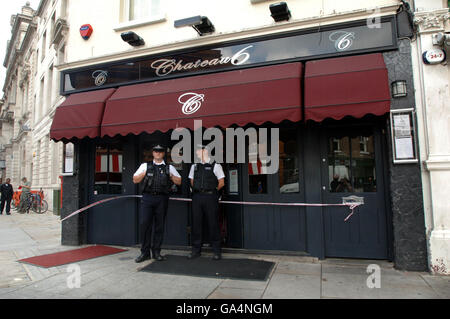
[18,177,31,213]
[0,178,14,215]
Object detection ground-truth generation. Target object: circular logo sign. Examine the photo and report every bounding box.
[92,70,108,86]
[178,93,205,115]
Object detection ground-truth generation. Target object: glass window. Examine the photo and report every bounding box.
[129,0,160,21]
[279,129,299,194]
[63,143,74,174]
[94,144,123,195]
[328,130,376,193]
[248,141,268,194]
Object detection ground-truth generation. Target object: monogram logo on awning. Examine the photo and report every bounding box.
[92,70,108,86]
[179,93,205,115]
[329,31,355,51]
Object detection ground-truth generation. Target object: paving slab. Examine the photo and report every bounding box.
[275,261,322,276]
[321,272,442,299]
[262,273,321,299]
[208,287,265,299]
[218,279,268,290]
[419,275,450,299]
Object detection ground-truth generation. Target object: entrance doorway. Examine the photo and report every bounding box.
[320,124,389,259]
[241,124,307,252]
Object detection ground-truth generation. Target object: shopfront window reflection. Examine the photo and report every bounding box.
[94,144,123,195]
[328,130,376,193]
[248,141,268,194]
[279,129,299,194]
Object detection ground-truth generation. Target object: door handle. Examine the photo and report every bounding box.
[342,195,364,205]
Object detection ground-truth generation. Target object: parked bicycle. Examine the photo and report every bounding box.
[14,188,48,214]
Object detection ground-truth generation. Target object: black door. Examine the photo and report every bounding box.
[242,124,307,251]
[87,137,138,246]
[320,124,388,259]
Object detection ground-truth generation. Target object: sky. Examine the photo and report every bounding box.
[0,0,41,94]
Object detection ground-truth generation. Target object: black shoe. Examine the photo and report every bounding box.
[212,254,221,261]
[152,252,165,261]
[187,253,201,260]
[135,253,151,263]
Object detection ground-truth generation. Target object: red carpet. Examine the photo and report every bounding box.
[18,245,128,268]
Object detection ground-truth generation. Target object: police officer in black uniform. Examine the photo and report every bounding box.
[133,144,181,263]
[188,144,225,260]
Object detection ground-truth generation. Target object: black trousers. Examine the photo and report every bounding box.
[191,193,221,255]
[139,193,169,256]
[0,198,12,214]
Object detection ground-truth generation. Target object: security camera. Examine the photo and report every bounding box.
[120,31,145,47]
[269,2,291,22]
[174,16,215,36]
[432,32,450,47]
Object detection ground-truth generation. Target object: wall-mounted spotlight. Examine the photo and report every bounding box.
[174,15,215,36]
[391,80,407,98]
[269,2,291,22]
[121,31,145,47]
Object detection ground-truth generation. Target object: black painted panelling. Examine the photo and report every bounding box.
[383,39,428,271]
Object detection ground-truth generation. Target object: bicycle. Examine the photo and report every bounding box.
[17,190,48,214]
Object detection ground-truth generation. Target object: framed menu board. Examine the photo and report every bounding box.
[390,108,418,164]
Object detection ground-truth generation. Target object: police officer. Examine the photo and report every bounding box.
[188,144,225,260]
[133,144,181,263]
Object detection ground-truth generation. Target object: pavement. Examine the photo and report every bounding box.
[0,209,449,299]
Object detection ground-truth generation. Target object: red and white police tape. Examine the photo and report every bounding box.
[60,195,362,223]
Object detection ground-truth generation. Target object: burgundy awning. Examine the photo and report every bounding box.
[304,53,391,122]
[100,62,303,137]
[50,88,116,142]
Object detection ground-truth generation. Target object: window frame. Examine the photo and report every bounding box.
[62,142,74,176]
[93,143,124,195]
[114,0,166,32]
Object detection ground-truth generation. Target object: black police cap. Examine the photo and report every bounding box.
[152,144,166,151]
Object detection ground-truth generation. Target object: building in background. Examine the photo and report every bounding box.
[1,3,37,192]
[30,0,68,212]
[0,0,68,212]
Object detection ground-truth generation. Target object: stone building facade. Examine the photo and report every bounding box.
[1,0,68,211]
[412,0,450,274]
[1,3,37,191]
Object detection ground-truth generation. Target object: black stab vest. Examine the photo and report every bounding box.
[143,162,171,194]
[193,162,218,192]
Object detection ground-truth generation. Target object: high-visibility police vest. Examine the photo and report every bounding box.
[143,162,171,194]
[193,162,218,192]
